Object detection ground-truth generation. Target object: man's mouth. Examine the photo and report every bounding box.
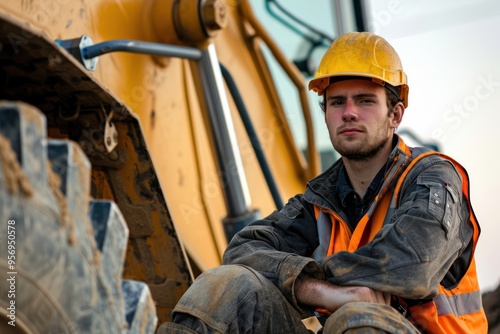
[339,128,362,135]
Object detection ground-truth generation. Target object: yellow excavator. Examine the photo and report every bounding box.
[0,0,497,333]
[0,0,341,332]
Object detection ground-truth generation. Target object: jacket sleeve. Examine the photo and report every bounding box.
[222,195,324,316]
[322,157,474,299]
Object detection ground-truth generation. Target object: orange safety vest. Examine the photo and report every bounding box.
[313,141,487,333]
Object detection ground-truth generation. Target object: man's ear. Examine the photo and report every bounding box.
[390,102,405,128]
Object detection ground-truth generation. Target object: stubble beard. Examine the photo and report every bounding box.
[333,134,391,161]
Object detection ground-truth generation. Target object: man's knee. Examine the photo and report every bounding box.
[170,265,276,333]
[156,322,198,334]
[324,302,416,334]
[175,264,269,312]
[189,264,266,294]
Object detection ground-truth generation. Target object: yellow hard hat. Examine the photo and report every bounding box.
[308,32,409,108]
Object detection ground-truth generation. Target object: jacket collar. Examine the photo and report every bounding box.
[304,134,411,212]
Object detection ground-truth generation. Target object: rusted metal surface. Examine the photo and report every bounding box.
[0,11,192,324]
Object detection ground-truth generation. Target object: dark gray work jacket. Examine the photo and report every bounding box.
[223,135,474,318]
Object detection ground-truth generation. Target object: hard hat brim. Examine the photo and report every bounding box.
[308,73,409,108]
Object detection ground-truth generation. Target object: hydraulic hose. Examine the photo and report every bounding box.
[220,63,284,210]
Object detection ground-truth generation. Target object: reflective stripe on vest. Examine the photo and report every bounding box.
[313,140,487,333]
[312,210,333,261]
[434,290,483,316]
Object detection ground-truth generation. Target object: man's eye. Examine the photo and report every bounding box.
[330,100,344,106]
[359,99,375,104]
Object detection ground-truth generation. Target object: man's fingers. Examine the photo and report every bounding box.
[383,293,391,305]
[371,290,391,305]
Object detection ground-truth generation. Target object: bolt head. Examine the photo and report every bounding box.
[202,0,228,32]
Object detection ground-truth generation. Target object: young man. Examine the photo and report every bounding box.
[159,32,487,333]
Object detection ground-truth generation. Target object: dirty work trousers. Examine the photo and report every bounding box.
[157,265,420,334]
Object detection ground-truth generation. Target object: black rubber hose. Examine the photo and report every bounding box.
[219,63,284,210]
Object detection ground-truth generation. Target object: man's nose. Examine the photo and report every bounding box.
[342,100,358,122]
